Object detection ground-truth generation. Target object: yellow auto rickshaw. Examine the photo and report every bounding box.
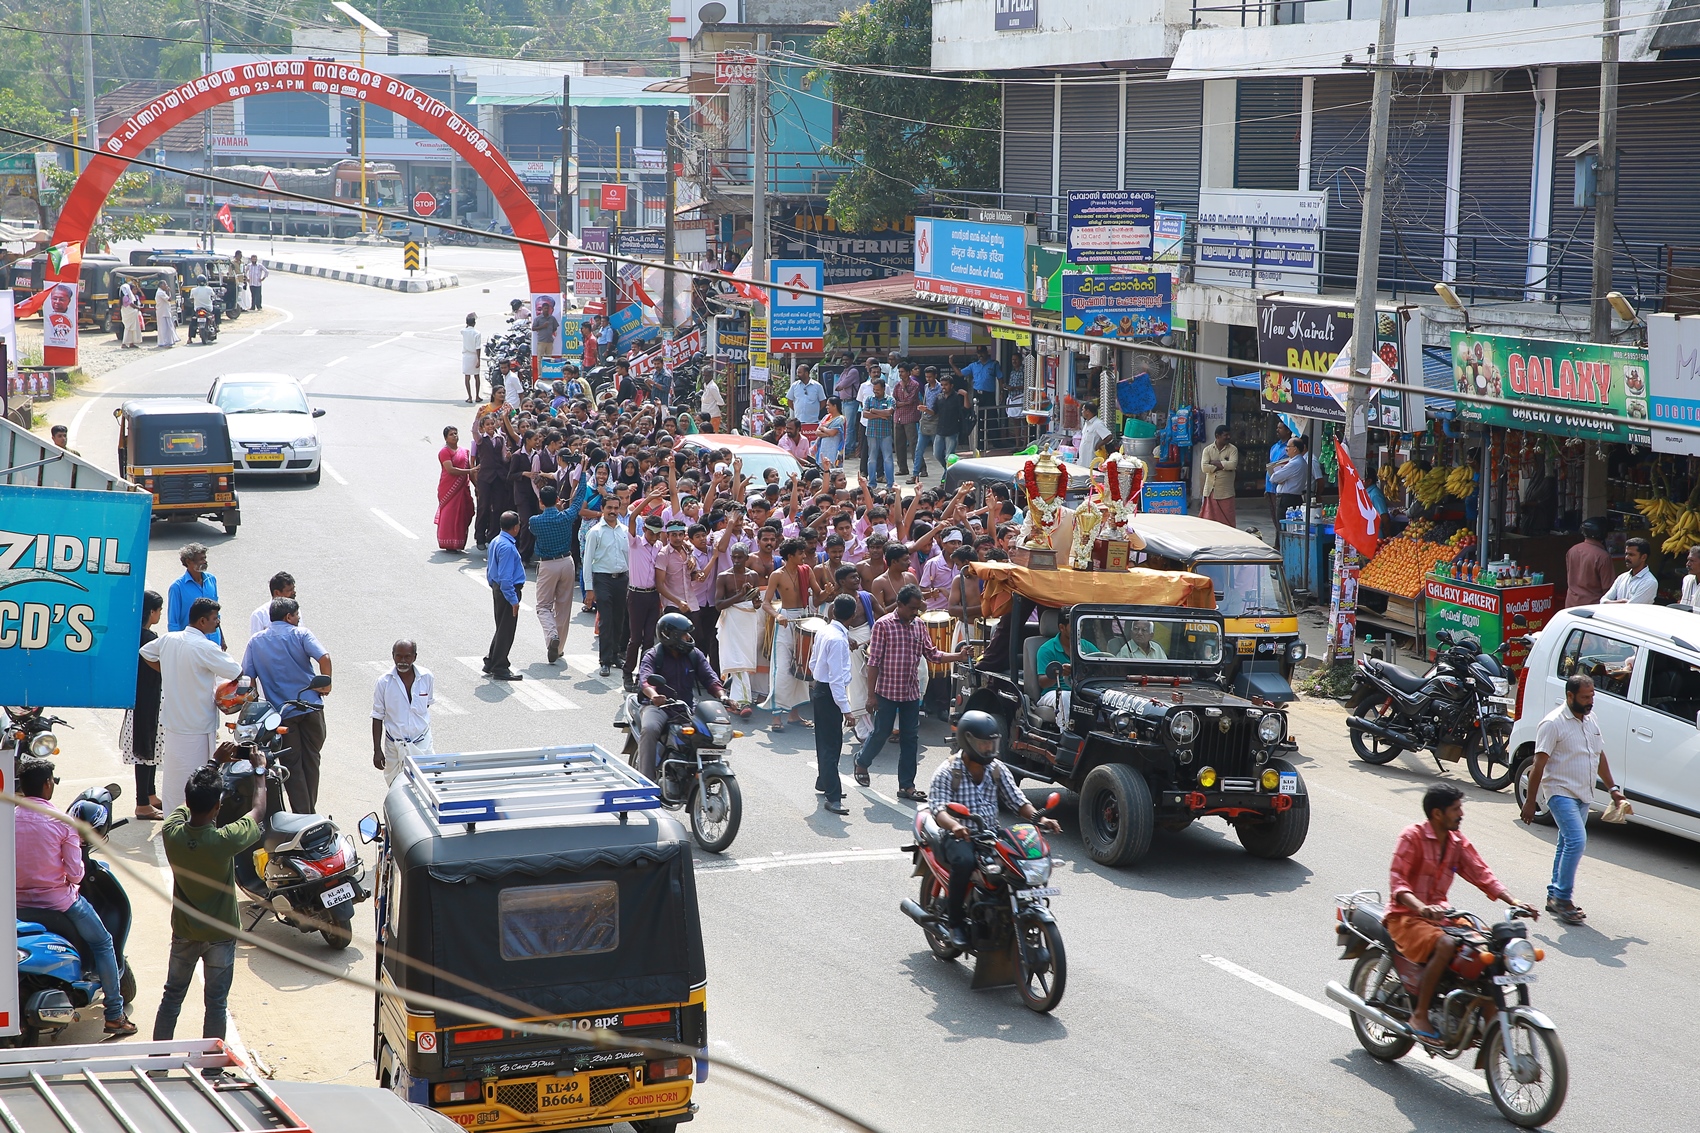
[115,399,240,535]
[368,745,706,1133]
[1127,514,1303,701]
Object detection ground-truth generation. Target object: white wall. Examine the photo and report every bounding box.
[931,0,1178,70]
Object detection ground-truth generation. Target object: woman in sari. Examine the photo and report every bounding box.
[154,285,178,349]
[815,397,845,469]
[434,425,476,551]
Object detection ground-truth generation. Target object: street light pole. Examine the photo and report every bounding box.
[201,0,213,249]
[1345,0,1399,470]
[663,109,678,335]
[333,2,391,236]
[80,0,99,157]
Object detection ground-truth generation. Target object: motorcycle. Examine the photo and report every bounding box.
[614,677,744,853]
[1327,890,1566,1127]
[3,706,70,759]
[217,675,369,949]
[9,784,136,1047]
[189,305,219,344]
[1345,628,1518,790]
[899,794,1068,1014]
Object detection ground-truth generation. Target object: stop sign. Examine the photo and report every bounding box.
[413,191,437,217]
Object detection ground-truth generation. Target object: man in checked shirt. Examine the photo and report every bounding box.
[930,710,1061,949]
[852,583,970,800]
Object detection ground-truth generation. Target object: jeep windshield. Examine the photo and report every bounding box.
[1195,562,1294,618]
[1073,613,1224,670]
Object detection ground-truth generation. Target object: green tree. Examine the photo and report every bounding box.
[520,0,669,59]
[808,0,1000,230]
[41,165,169,250]
[0,90,68,156]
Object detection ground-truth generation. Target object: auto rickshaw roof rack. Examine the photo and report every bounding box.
[402,744,661,830]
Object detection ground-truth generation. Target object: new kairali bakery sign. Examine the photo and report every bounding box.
[1450,331,1649,444]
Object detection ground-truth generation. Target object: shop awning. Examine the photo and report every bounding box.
[1422,345,1457,418]
[1216,373,1263,391]
[824,272,925,316]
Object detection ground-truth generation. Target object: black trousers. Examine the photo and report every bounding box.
[249,285,262,310]
[279,709,327,814]
[485,583,522,674]
[474,480,507,546]
[943,835,977,925]
[593,572,629,668]
[625,589,662,677]
[134,761,157,803]
[811,683,844,803]
[513,496,539,561]
[692,604,720,673]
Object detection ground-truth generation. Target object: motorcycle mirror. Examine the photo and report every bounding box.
[945,802,971,818]
[1511,613,1528,628]
[1045,792,1062,811]
[307,674,332,691]
[358,813,381,843]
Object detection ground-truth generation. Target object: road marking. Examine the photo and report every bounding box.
[154,305,294,372]
[1200,954,1484,1092]
[321,462,348,485]
[454,657,578,710]
[325,355,348,367]
[360,661,466,714]
[371,508,418,540]
[298,372,319,387]
[368,331,416,350]
[563,652,613,678]
[458,566,530,611]
[696,847,909,875]
[303,328,319,336]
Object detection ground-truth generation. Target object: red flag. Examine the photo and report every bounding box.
[1333,438,1381,558]
[217,204,235,233]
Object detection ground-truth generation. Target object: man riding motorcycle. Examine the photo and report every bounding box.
[188,276,219,341]
[635,612,725,783]
[1388,783,1538,1042]
[929,711,1062,950]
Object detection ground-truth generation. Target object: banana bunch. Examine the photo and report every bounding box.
[1636,495,1683,540]
[1397,461,1425,489]
[1662,509,1700,555]
[1377,465,1398,494]
[1414,466,1450,506]
[1445,465,1476,498]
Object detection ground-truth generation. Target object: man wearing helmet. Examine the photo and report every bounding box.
[929,711,1062,949]
[634,612,725,784]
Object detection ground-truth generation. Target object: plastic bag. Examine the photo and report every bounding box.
[1117,372,1156,416]
[237,286,252,311]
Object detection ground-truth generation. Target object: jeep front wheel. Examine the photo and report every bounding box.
[1235,758,1310,859]
[1078,764,1153,868]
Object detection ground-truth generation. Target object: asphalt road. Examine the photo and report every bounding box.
[39,241,1700,1132]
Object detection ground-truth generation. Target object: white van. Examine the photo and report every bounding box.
[1508,604,1700,841]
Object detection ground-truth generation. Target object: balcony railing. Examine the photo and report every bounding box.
[1190,0,1592,28]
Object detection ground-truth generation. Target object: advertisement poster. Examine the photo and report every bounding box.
[0,486,151,707]
[775,208,913,286]
[1141,480,1186,514]
[1066,189,1155,265]
[1450,331,1649,444]
[913,217,1027,308]
[1646,313,1700,455]
[1326,536,1360,663]
[0,290,16,390]
[572,258,604,300]
[1258,298,1406,425]
[42,282,77,350]
[1061,272,1171,341]
[560,315,586,356]
[767,259,824,353]
[1196,189,1326,292]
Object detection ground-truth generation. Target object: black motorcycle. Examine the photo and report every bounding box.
[188,306,219,344]
[614,678,743,853]
[217,676,369,948]
[3,706,70,760]
[1345,629,1517,790]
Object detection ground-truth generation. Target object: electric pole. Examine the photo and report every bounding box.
[557,73,571,289]
[663,109,678,335]
[751,33,769,374]
[448,69,459,224]
[81,0,98,156]
[201,0,213,249]
[1590,0,1621,343]
[1345,0,1399,467]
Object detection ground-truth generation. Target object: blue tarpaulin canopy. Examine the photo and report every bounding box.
[1216,373,1263,390]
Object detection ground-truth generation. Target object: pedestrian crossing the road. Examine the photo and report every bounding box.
[360,660,468,715]
[455,657,580,711]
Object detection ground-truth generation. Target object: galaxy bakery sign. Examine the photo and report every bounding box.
[1450,331,1649,444]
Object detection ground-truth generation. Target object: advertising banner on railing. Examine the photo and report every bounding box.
[913,217,1027,308]
[1196,189,1326,293]
[1061,272,1171,340]
[1450,331,1649,444]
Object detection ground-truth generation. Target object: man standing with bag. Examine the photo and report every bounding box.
[1521,674,1627,925]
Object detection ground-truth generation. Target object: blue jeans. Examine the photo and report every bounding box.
[1546,794,1589,903]
[867,432,894,488]
[912,428,929,476]
[854,696,921,790]
[842,400,860,454]
[153,937,236,1040]
[62,896,125,1021]
[933,432,956,474]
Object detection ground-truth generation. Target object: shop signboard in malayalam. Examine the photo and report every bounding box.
[913,217,1027,309]
[1645,313,1700,454]
[1061,272,1172,341]
[1257,298,1409,425]
[572,258,604,299]
[947,304,975,343]
[616,229,666,257]
[1196,189,1326,292]
[768,260,824,353]
[1424,576,1553,663]
[1449,331,1649,445]
[1065,190,1155,265]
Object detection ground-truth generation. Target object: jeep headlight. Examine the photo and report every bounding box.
[1257,714,1285,745]
[1020,857,1053,886]
[1111,710,1136,734]
[1169,711,1198,743]
[1504,938,1536,975]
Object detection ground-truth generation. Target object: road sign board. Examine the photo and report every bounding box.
[259,170,281,193]
[413,191,437,217]
[600,183,629,212]
[716,51,759,85]
[403,241,421,271]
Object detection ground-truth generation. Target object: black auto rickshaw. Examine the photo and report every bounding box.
[114,399,240,534]
[1127,514,1304,702]
[129,250,241,319]
[107,266,180,339]
[369,745,706,1133]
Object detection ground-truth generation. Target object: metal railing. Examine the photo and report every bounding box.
[1190,0,1576,28]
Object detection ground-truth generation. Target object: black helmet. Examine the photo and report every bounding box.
[1580,516,1609,541]
[658,611,695,654]
[957,710,1002,763]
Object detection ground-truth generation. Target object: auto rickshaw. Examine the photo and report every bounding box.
[369,745,706,1133]
[1126,514,1303,701]
[129,250,241,319]
[107,266,180,339]
[114,399,240,535]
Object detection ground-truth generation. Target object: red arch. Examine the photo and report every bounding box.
[46,62,560,364]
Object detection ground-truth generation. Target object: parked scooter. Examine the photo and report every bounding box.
[9,784,136,1047]
[216,675,369,949]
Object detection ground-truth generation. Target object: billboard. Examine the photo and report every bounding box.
[768,260,825,353]
[1646,313,1700,455]
[1066,189,1155,265]
[1196,189,1326,292]
[913,217,1027,308]
[1257,298,1414,428]
[1061,272,1171,341]
[1450,331,1649,444]
[775,209,913,286]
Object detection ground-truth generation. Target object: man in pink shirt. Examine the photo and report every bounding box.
[624,514,667,691]
[918,529,963,612]
[778,418,813,464]
[15,759,135,1034]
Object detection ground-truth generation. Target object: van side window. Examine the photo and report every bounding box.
[1641,650,1700,724]
[1555,629,1637,699]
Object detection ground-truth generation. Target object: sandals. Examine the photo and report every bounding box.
[896,787,928,802]
[135,806,163,820]
[770,719,786,733]
[853,766,871,787]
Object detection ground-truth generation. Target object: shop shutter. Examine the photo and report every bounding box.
[1125,79,1203,221]
[1002,78,1055,210]
[1308,75,1372,291]
[1382,85,1451,299]
[1059,78,1121,192]
[1456,76,1535,298]
[1235,78,1302,191]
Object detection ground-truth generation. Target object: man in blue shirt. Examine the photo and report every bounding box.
[529,485,576,664]
[241,598,332,813]
[954,345,1002,449]
[485,512,527,680]
[167,543,222,646]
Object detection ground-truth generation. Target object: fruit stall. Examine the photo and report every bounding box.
[1355,520,1479,639]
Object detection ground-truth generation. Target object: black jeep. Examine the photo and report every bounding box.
[959,600,1310,867]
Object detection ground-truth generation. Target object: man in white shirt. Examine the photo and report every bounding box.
[461,312,483,405]
[1682,545,1700,608]
[1601,537,1656,604]
[250,571,295,637]
[140,598,243,813]
[1078,401,1110,464]
[810,594,858,815]
[1522,674,1626,925]
[188,277,218,342]
[244,255,268,309]
[584,499,634,677]
[786,364,826,428]
[699,374,725,431]
[371,640,435,785]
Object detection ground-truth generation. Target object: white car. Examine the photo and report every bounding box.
[1508,603,1700,843]
[208,373,325,483]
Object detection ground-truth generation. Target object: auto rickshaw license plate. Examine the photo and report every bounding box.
[1237,638,1256,654]
[539,1078,587,1110]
